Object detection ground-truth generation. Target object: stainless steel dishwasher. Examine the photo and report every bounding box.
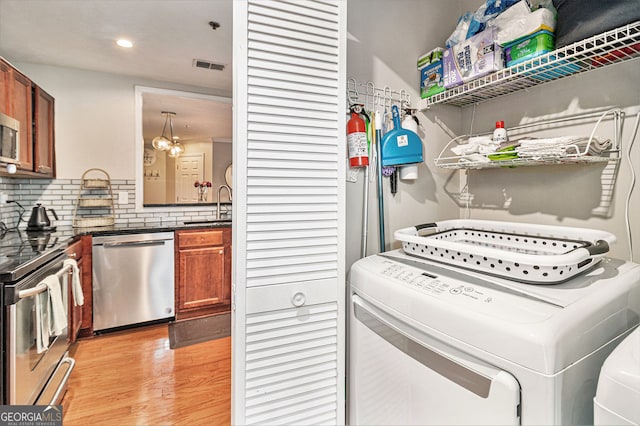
[92,232,174,331]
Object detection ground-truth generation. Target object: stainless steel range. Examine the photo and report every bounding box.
[0,227,78,405]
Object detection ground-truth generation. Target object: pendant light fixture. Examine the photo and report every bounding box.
[151,111,174,151]
[168,139,184,158]
[152,111,183,158]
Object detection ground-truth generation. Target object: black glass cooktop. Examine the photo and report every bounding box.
[0,229,65,282]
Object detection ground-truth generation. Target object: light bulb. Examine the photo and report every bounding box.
[152,136,171,151]
[168,142,184,158]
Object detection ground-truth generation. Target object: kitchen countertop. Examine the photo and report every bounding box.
[0,221,232,263]
[56,220,232,245]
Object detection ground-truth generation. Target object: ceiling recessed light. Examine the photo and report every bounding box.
[116,39,133,48]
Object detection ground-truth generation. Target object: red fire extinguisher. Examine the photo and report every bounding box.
[347,110,369,168]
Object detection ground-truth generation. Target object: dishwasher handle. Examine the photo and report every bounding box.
[98,239,171,248]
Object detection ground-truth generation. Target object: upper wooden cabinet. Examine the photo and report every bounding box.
[175,227,232,320]
[33,86,54,176]
[11,71,33,172]
[0,58,55,178]
[0,61,10,115]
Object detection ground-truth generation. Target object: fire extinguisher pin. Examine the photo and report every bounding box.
[350,104,364,114]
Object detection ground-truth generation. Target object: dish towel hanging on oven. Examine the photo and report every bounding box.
[35,275,67,354]
[63,258,84,306]
[35,291,50,354]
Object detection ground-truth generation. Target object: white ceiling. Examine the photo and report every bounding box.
[142,92,232,143]
[0,0,233,143]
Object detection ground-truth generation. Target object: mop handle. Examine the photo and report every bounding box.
[375,111,385,252]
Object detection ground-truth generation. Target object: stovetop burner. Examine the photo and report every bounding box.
[0,228,64,282]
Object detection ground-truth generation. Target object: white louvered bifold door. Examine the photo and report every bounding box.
[232,1,346,425]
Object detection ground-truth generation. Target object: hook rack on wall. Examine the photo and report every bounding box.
[347,78,412,113]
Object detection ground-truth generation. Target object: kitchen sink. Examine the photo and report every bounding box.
[182,220,231,226]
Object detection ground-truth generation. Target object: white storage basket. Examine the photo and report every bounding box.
[394,219,615,284]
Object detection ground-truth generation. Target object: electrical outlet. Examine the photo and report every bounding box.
[0,193,7,204]
[118,191,128,205]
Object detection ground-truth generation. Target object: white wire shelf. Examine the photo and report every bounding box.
[419,21,640,109]
[435,109,623,170]
[435,154,617,169]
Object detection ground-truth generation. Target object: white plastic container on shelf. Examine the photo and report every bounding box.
[492,120,508,143]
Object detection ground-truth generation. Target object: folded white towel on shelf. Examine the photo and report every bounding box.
[451,136,499,156]
[35,291,50,354]
[63,258,84,306]
[42,274,67,336]
[458,153,491,164]
[516,136,611,158]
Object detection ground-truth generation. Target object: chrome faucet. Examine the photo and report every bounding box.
[216,185,232,220]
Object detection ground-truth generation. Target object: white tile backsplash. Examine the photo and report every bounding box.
[0,177,222,228]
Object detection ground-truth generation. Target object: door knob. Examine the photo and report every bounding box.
[291,292,306,307]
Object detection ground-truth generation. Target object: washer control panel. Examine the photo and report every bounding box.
[380,261,494,303]
[358,255,559,323]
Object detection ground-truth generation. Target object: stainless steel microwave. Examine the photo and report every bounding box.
[0,112,19,164]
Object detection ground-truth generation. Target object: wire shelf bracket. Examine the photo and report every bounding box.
[347,78,412,113]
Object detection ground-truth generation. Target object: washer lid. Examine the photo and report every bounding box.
[349,250,640,374]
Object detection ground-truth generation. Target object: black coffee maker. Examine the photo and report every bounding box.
[26,203,58,232]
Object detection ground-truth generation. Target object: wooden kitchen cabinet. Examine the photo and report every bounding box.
[0,60,10,115]
[33,86,54,176]
[11,70,34,172]
[0,58,54,177]
[175,227,231,320]
[66,238,84,343]
[76,235,94,339]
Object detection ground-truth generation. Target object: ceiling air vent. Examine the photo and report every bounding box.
[193,59,225,71]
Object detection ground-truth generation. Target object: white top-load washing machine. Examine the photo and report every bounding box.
[348,220,640,426]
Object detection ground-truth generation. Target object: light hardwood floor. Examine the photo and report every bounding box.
[61,325,231,425]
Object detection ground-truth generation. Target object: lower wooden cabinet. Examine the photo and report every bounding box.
[175,227,231,320]
[66,238,84,343]
[76,235,94,339]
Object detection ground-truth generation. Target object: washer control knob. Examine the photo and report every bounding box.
[291,292,306,307]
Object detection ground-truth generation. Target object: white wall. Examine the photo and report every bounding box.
[10,62,230,180]
[213,141,232,202]
[143,144,167,204]
[452,0,640,261]
[459,61,640,261]
[347,1,640,264]
[346,0,463,270]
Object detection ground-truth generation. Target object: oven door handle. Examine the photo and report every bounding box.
[45,356,76,406]
[17,263,74,299]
